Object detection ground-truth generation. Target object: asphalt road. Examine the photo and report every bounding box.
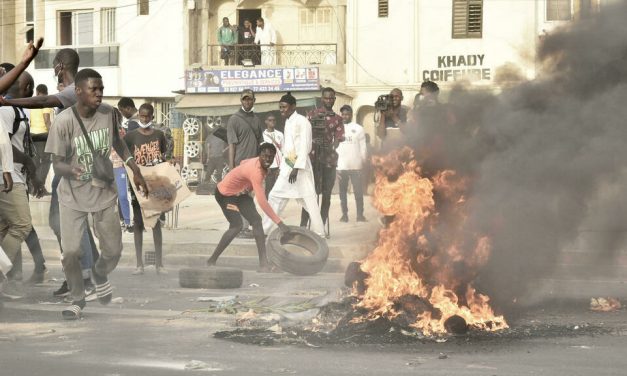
[1,265,626,376]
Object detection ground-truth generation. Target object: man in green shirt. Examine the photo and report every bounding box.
[218,17,237,66]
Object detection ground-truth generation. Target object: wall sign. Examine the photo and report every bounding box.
[422,54,491,82]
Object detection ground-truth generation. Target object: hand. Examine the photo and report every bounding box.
[277,222,290,234]
[71,166,84,180]
[133,171,149,197]
[288,168,299,184]
[2,172,13,193]
[20,37,44,64]
[0,96,8,107]
[31,177,46,198]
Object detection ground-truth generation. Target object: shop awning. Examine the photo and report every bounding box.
[175,92,319,117]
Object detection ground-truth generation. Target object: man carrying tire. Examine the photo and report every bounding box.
[207,143,289,272]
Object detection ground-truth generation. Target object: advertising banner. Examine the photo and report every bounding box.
[185,66,320,93]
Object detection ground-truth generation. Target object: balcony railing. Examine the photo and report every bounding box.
[34,45,120,69]
[207,43,337,67]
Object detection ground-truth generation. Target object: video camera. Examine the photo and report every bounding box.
[375,94,391,112]
[310,112,328,147]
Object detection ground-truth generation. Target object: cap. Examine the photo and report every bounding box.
[241,89,254,99]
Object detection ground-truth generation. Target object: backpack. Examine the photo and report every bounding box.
[10,106,37,159]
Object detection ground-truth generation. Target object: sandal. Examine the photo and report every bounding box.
[62,303,83,320]
[95,280,113,305]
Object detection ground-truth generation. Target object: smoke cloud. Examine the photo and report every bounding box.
[403,3,627,306]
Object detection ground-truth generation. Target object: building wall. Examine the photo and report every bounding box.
[29,0,185,99]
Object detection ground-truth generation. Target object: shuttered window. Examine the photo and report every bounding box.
[452,0,483,39]
[138,0,149,16]
[547,0,572,21]
[378,0,389,18]
[100,8,116,44]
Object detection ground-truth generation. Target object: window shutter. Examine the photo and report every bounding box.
[452,0,483,39]
[378,0,389,18]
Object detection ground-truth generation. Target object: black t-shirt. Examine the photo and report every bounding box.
[124,128,167,167]
[384,106,408,129]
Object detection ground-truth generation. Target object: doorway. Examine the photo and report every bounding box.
[236,9,262,65]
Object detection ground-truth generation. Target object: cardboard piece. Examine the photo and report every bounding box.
[125,163,191,228]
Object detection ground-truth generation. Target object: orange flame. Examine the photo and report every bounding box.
[354,147,508,335]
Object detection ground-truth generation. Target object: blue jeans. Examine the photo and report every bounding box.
[50,175,98,272]
[114,167,131,225]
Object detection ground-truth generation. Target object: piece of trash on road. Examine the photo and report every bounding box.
[249,283,260,288]
[438,352,448,359]
[196,296,236,303]
[590,297,621,312]
[183,360,223,371]
[111,297,124,304]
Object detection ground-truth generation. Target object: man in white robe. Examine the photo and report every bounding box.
[262,92,324,236]
[254,17,277,65]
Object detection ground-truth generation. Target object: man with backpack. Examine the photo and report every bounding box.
[0,71,46,297]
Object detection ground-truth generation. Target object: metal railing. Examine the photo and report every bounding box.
[207,43,337,66]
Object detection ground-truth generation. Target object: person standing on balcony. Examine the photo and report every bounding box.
[218,17,237,66]
[254,17,277,65]
[238,18,257,65]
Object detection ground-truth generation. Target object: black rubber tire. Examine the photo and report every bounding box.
[266,226,329,276]
[179,267,243,289]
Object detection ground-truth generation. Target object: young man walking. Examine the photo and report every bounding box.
[262,92,325,236]
[45,68,148,319]
[208,143,289,272]
[124,103,168,275]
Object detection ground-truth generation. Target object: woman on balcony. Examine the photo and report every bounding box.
[238,19,258,66]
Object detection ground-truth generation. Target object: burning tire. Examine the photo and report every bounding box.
[266,226,329,276]
[179,267,243,289]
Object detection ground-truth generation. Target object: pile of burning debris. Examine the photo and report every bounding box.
[213,148,617,346]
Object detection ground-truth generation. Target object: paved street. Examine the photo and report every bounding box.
[1,194,627,375]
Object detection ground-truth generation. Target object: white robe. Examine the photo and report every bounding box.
[269,111,316,199]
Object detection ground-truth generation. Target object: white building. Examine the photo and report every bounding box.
[346,0,605,139]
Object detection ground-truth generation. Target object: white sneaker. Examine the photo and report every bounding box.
[131,266,144,275]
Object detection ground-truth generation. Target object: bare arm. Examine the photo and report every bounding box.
[52,155,82,180]
[0,38,43,95]
[43,112,52,130]
[0,95,62,109]
[228,144,235,169]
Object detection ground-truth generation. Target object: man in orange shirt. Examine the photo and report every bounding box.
[207,143,289,272]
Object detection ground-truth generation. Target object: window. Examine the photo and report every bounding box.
[299,8,333,41]
[378,0,389,18]
[25,0,35,42]
[547,0,572,21]
[59,10,93,46]
[452,0,483,39]
[138,0,150,16]
[100,8,116,44]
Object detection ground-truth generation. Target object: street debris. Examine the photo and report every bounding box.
[590,297,621,312]
[183,360,223,371]
[111,297,125,304]
[196,296,236,303]
[185,296,317,316]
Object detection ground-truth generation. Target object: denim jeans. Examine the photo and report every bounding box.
[338,170,364,217]
[50,175,98,272]
[114,167,131,225]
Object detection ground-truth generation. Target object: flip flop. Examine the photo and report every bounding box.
[95,281,113,305]
[62,304,82,320]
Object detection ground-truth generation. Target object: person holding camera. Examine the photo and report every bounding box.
[300,87,344,231]
[376,88,409,153]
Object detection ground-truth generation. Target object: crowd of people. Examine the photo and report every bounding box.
[0,37,373,320]
[218,16,277,66]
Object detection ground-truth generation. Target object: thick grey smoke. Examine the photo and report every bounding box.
[406,3,627,306]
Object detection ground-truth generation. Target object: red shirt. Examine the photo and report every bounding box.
[307,108,345,168]
[217,157,281,224]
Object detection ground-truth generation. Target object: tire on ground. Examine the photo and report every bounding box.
[266,226,329,276]
[179,267,243,289]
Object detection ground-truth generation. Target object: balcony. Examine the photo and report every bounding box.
[34,45,120,69]
[207,43,338,67]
